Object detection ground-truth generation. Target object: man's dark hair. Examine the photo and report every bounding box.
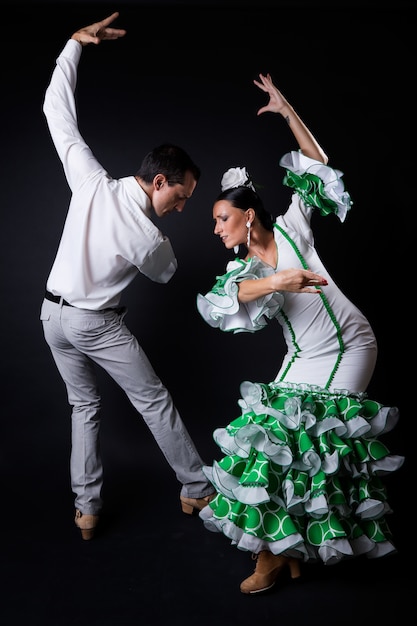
[136,143,201,185]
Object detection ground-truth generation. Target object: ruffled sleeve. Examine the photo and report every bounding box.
[280,151,353,222]
[196,257,284,334]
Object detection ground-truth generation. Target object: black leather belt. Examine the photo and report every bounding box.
[45,290,74,307]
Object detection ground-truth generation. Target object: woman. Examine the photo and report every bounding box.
[197,73,403,594]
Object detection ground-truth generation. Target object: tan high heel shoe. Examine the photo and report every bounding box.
[180,493,215,515]
[240,551,301,594]
[74,509,99,540]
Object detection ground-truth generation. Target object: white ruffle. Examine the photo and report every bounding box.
[199,505,397,564]
[196,258,283,334]
[279,150,352,222]
[367,406,400,436]
[214,425,293,467]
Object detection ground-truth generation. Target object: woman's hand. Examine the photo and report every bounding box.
[272,268,328,293]
[253,71,328,163]
[253,73,290,116]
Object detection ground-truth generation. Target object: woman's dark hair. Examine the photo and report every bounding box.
[136,143,201,185]
[217,186,274,232]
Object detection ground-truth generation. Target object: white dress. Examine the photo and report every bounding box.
[197,151,404,564]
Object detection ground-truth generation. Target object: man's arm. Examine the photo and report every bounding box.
[42,12,126,192]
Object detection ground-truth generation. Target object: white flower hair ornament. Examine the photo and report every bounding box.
[221,167,256,192]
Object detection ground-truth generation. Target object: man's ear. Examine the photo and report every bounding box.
[154,174,166,190]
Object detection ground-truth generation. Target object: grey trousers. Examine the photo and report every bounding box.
[40,298,213,515]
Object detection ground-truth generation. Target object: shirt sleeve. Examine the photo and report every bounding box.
[196,257,284,334]
[140,236,178,283]
[43,39,108,193]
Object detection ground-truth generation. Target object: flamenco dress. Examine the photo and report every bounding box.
[196,151,404,564]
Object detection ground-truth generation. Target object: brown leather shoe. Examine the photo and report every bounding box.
[240,552,301,594]
[74,509,99,540]
[180,493,215,515]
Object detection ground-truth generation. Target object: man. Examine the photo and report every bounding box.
[40,11,214,540]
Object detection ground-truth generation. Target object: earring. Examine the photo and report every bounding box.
[246,221,251,248]
[233,245,239,255]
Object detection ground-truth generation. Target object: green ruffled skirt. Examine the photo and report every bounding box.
[200,381,404,564]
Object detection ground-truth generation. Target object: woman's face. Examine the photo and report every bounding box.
[213,200,247,250]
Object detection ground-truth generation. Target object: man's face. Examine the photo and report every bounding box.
[153,170,197,218]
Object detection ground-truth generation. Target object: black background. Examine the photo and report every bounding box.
[1,2,414,625]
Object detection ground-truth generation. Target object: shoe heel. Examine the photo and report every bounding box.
[180,494,215,516]
[288,558,301,579]
[75,509,98,540]
[181,501,195,515]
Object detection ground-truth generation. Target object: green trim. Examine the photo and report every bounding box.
[283,170,338,216]
[274,223,345,389]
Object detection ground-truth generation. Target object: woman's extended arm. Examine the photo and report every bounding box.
[253,73,328,164]
[237,268,328,302]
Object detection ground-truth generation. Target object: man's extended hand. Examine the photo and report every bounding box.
[71,11,126,46]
